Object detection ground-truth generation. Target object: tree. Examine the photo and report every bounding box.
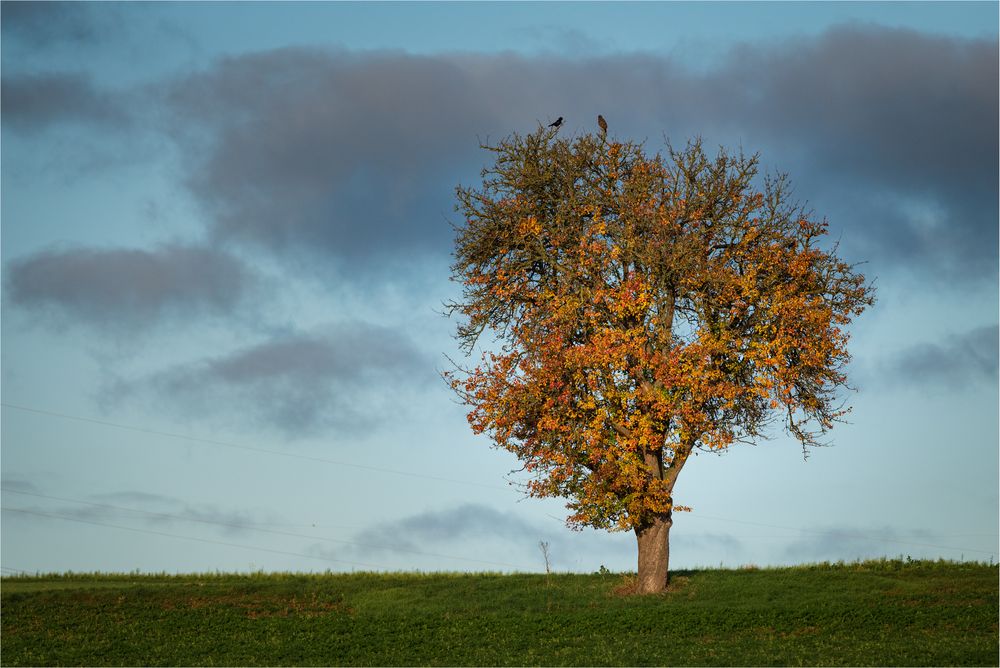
[446,128,874,594]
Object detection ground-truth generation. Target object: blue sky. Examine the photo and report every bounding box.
[2,1,997,576]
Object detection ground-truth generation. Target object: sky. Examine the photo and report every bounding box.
[1,1,998,576]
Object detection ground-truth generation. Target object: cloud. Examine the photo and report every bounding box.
[307,502,750,572]
[0,71,156,177]
[160,47,721,269]
[2,485,281,537]
[132,501,277,537]
[716,24,998,280]
[880,324,998,389]
[784,525,952,562]
[0,72,130,134]
[0,2,107,47]
[115,323,435,436]
[157,26,996,285]
[163,48,504,267]
[2,25,991,280]
[680,531,743,552]
[306,503,560,571]
[4,244,254,329]
[0,478,41,494]
[349,503,546,553]
[88,491,184,507]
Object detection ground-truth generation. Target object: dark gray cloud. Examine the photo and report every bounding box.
[89,491,184,507]
[0,2,106,46]
[156,25,996,284]
[2,485,279,537]
[164,47,505,265]
[4,244,253,328]
[0,72,155,179]
[721,25,997,189]
[784,525,960,562]
[119,323,434,436]
[308,503,559,570]
[3,25,990,281]
[716,24,998,281]
[350,503,546,553]
[0,72,129,134]
[881,324,998,389]
[161,47,711,268]
[309,503,748,572]
[0,478,41,494]
[679,531,742,552]
[132,500,275,537]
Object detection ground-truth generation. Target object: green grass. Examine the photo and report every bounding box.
[2,560,997,666]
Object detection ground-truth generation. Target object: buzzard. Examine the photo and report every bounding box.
[597,114,608,134]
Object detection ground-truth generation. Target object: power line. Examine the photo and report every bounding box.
[687,511,996,555]
[0,402,507,491]
[3,488,366,534]
[0,566,32,575]
[1,488,529,570]
[4,402,993,559]
[2,506,426,572]
[541,510,995,556]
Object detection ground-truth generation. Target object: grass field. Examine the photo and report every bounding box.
[2,559,996,666]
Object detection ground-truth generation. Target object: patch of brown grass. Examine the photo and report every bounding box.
[609,574,692,597]
[167,592,352,618]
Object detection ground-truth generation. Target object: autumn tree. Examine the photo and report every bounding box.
[446,128,874,594]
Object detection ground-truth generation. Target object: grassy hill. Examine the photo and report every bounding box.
[2,559,996,666]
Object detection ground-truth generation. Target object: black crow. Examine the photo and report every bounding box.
[548,117,563,128]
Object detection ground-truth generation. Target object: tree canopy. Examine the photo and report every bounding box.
[447,129,874,570]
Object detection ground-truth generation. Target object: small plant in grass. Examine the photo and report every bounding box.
[538,541,552,575]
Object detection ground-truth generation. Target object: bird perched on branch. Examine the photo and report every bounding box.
[597,114,608,134]
[548,117,563,129]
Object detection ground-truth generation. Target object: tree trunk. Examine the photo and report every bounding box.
[634,512,672,594]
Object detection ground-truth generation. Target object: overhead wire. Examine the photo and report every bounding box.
[2,506,389,570]
[0,566,32,575]
[3,401,995,562]
[543,500,995,556]
[687,511,996,555]
[0,402,508,491]
[0,488,530,570]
